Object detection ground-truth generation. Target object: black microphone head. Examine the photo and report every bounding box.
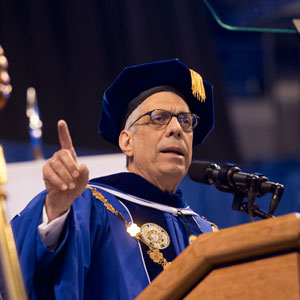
[188,161,217,184]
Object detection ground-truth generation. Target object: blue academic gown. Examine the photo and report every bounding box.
[11,172,214,300]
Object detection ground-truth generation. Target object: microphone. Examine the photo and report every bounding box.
[188,161,284,215]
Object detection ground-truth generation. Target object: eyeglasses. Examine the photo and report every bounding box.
[128,109,199,130]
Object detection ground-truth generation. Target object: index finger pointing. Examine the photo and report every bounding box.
[57,120,74,150]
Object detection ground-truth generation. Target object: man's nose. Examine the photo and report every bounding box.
[166,116,182,137]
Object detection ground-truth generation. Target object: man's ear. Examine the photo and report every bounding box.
[119,129,134,157]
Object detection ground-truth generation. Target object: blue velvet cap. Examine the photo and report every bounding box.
[99,58,214,147]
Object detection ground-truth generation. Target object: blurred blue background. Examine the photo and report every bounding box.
[1,0,299,228]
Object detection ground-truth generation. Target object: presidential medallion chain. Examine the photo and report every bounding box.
[87,186,171,269]
[146,248,171,269]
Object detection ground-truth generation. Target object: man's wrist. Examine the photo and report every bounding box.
[45,195,70,222]
[38,205,70,250]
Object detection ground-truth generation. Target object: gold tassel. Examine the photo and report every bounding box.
[190,69,206,102]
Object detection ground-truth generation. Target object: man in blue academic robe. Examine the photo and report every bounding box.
[12,59,216,300]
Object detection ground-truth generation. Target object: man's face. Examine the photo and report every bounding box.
[125,91,193,192]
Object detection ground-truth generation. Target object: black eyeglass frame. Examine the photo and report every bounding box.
[128,109,200,130]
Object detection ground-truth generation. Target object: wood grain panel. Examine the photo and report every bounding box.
[186,252,300,300]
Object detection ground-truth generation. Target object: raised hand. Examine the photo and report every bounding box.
[43,120,89,222]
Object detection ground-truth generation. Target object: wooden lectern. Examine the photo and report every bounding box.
[136,213,300,300]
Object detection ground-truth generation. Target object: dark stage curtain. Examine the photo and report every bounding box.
[0,0,239,162]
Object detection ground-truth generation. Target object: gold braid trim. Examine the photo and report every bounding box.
[190,69,206,102]
[87,186,119,217]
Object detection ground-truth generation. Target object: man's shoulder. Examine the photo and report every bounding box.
[196,215,219,232]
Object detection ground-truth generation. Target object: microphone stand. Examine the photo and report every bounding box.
[214,163,284,221]
[231,190,275,221]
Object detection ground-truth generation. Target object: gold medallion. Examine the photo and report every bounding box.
[139,223,170,250]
